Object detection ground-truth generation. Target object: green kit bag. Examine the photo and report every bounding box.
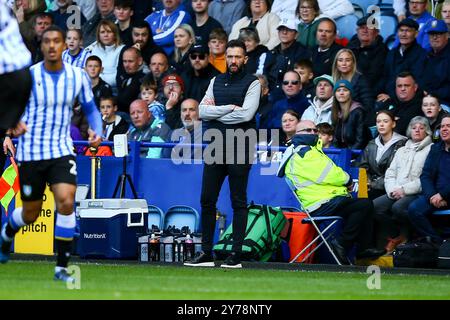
[213,204,287,261]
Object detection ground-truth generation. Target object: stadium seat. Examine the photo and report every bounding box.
[335,14,359,40]
[284,177,345,265]
[352,0,379,14]
[379,13,398,43]
[352,4,364,18]
[147,205,165,232]
[164,205,201,233]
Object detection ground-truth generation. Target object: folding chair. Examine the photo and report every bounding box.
[284,177,345,265]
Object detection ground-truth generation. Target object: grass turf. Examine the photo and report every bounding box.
[1,261,450,300]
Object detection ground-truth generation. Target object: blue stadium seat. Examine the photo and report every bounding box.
[379,13,398,43]
[164,205,201,233]
[352,0,379,14]
[147,205,164,232]
[352,4,365,18]
[335,14,359,40]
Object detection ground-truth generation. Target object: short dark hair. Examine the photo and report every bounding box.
[317,122,334,135]
[86,55,103,67]
[33,12,53,26]
[226,39,247,55]
[41,25,65,41]
[132,20,151,31]
[396,71,416,82]
[100,95,117,106]
[294,59,314,72]
[318,17,337,34]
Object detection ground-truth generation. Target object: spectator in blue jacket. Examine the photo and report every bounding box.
[266,70,309,135]
[408,115,450,244]
[423,20,450,107]
[208,0,246,35]
[145,0,192,56]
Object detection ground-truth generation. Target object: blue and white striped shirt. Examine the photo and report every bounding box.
[17,62,95,162]
[62,48,91,68]
[0,1,31,73]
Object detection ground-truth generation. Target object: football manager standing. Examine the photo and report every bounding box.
[184,39,261,269]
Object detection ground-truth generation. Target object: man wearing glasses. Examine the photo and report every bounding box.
[180,44,220,103]
[277,120,385,265]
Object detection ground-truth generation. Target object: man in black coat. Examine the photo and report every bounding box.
[423,20,450,106]
[348,15,388,88]
[181,44,221,103]
[376,18,427,101]
[311,18,343,77]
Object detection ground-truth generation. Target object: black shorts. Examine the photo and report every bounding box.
[18,155,77,201]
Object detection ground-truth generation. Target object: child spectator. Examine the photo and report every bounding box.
[85,55,113,109]
[208,28,227,73]
[140,80,166,122]
[294,59,315,100]
[317,122,334,148]
[62,28,90,68]
[99,96,129,141]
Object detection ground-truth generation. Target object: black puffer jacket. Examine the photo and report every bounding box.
[333,102,369,150]
[245,44,268,75]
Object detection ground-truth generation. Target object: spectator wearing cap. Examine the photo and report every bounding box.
[301,74,334,125]
[162,73,185,130]
[311,18,344,77]
[208,0,246,35]
[262,18,312,102]
[266,70,310,133]
[189,0,223,47]
[229,0,280,50]
[331,79,368,150]
[295,0,326,50]
[145,0,192,56]
[423,20,450,107]
[348,15,388,88]
[180,44,221,102]
[392,0,436,51]
[376,18,427,102]
[238,27,268,74]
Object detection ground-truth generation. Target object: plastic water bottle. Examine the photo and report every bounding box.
[149,234,159,262]
[163,236,174,262]
[185,234,194,261]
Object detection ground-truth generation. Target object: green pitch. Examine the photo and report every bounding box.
[0,261,449,300]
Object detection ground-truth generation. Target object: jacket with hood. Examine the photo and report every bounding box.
[333,101,369,150]
[104,115,129,141]
[277,134,352,212]
[301,96,333,124]
[356,132,407,192]
[384,135,433,198]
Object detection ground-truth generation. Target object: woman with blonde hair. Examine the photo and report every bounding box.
[170,24,196,73]
[86,20,125,92]
[331,48,375,123]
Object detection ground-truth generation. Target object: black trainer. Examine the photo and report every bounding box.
[183,251,215,267]
[220,252,242,269]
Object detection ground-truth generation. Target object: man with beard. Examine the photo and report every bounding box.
[184,40,261,269]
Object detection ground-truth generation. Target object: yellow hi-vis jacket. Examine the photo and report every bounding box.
[277,138,352,213]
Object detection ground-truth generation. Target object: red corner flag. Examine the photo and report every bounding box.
[0,157,20,216]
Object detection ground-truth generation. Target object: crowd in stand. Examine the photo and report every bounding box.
[7,0,450,257]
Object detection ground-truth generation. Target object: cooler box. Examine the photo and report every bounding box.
[77,198,148,259]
